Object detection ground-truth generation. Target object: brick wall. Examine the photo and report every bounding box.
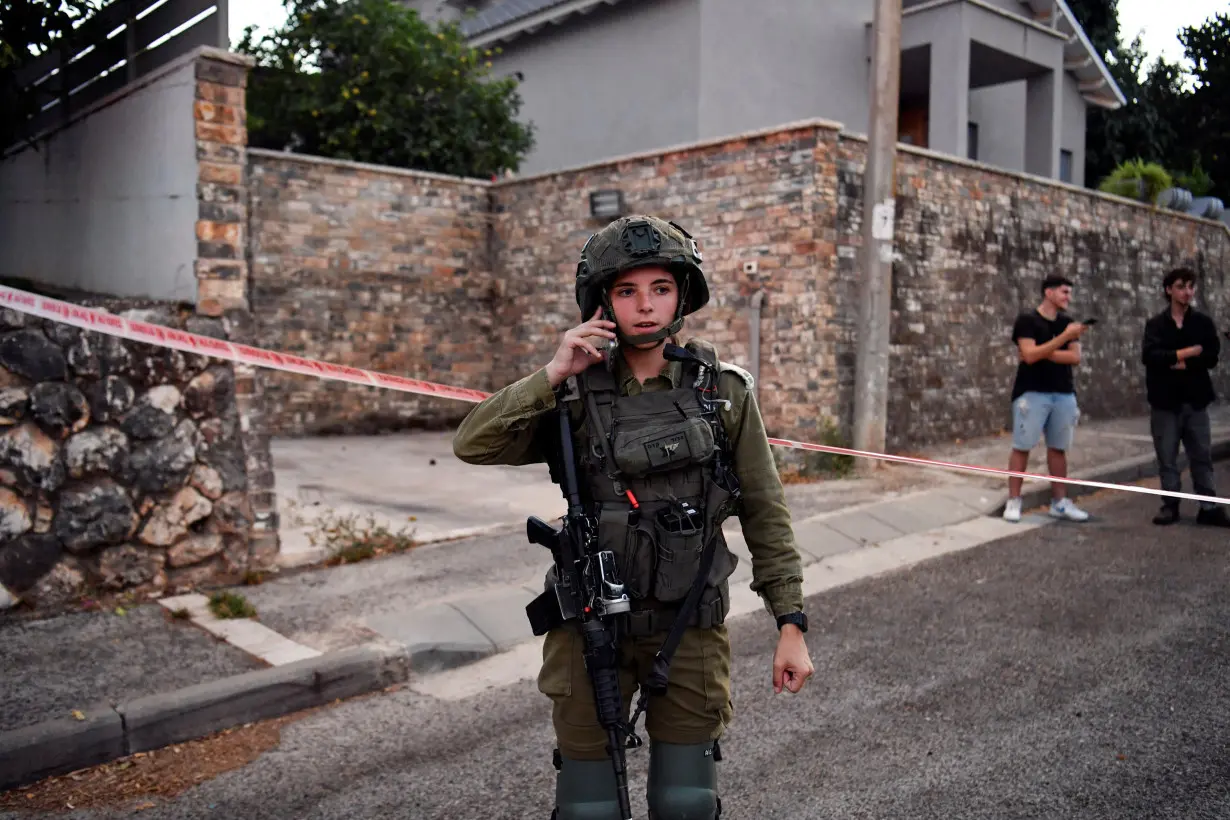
[194,51,251,317]
[246,151,495,436]
[242,120,1230,452]
[491,122,846,443]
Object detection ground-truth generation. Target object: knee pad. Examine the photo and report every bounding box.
[553,751,622,820]
[646,740,721,820]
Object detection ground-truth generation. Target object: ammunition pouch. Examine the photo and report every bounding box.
[619,585,729,638]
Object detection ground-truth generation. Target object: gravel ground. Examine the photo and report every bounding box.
[0,603,263,732]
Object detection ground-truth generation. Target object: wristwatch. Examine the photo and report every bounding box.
[776,612,808,633]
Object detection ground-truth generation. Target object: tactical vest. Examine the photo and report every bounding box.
[556,340,742,632]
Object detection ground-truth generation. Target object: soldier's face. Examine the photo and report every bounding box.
[608,267,679,346]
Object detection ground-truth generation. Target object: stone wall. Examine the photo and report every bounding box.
[0,299,276,612]
[836,138,1230,449]
[246,150,495,435]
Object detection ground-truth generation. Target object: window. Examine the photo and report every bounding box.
[967,122,979,161]
[1060,150,1074,183]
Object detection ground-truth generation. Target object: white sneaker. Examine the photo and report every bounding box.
[1002,497,1022,522]
[1049,498,1089,522]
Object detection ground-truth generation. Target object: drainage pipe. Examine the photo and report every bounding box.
[747,290,765,401]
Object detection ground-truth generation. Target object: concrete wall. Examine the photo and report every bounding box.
[490,0,701,175]
[970,81,1026,171]
[0,61,198,302]
[1062,72,1087,186]
[697,0,872,140]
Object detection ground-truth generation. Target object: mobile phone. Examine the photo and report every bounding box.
[1079,318,1099,326]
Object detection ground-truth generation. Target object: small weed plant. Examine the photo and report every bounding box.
[209,591,257,620]
[308,510,419,567]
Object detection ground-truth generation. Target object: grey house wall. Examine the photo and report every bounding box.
[491,0,701,175]
[696,0,873,140]
[0,59,198,300]
[970,81,1026,171]
[1062,72,1087,187]
[489,0,1093,181]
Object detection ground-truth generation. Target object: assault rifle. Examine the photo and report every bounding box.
[525,386,635,820]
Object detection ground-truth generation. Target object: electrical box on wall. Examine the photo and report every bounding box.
[743,261,758,274]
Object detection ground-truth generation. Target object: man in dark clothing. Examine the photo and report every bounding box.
[1141,267,1230,527]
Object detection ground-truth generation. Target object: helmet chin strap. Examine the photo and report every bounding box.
[619,317,683,348]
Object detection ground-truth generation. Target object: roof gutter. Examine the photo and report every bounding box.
[1052,0,1127,108]
[466,0,624,48]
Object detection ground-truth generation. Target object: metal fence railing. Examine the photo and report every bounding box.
[8,0,230,152]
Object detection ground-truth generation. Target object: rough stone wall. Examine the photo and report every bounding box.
[835,139,1230,449]
[0,300,274,612]
[246,151,496,435]
[490,123,847,443]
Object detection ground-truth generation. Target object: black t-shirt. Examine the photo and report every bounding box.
[1010,310,1075,399]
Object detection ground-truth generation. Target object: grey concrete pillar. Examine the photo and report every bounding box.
[927,36,970,157]
[1025,70,1061,178]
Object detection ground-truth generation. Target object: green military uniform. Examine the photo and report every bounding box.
[452,215,805,820]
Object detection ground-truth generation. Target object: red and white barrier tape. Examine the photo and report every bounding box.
[2,284,1227,508]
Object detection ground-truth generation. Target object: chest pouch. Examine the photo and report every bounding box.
[610,416,715,479]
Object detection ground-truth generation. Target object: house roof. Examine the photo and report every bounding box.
[460,0,628,44]
[463,0,1124,110]
[1020,0,1125,108]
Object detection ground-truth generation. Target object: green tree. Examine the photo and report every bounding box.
[237,0,535,178]
[0,0,101,153]
[1085,35,1189,186]
[1178,11,1230,195]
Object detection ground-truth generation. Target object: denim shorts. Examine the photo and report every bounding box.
[1011,391,1079,451]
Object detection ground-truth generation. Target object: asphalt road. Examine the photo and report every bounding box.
[14,489,1230,820]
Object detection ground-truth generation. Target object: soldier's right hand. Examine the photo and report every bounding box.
[545,309,618,387]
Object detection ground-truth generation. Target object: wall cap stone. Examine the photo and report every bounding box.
[840,128,1230,236]
[493,117,846,187]
[246,147,492,187]
[195,46,256,69]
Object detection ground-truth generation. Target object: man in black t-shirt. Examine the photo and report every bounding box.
[1002,275,1090,523]
[1141,267,1229,528]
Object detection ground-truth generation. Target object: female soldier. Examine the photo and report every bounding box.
[453,215,813,820]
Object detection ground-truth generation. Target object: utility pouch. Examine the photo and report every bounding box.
[526,589,566,636]
[610,417,715,479]
[651,499,706,602]
[599,505,653,599]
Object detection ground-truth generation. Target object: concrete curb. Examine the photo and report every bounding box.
[999,437,1230,516]
[0,642,409,793]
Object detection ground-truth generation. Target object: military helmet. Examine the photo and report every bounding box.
[574,215,709,324]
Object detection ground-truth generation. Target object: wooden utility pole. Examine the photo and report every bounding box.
[852,0,902,465]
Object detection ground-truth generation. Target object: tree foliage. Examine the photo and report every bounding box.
[236,0,535,178]
[1071,1,1230,198]
[1064,0,1120,60]
[1178,11,1230,196]
[0,0,100,153]
[1085,35,1188,187]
